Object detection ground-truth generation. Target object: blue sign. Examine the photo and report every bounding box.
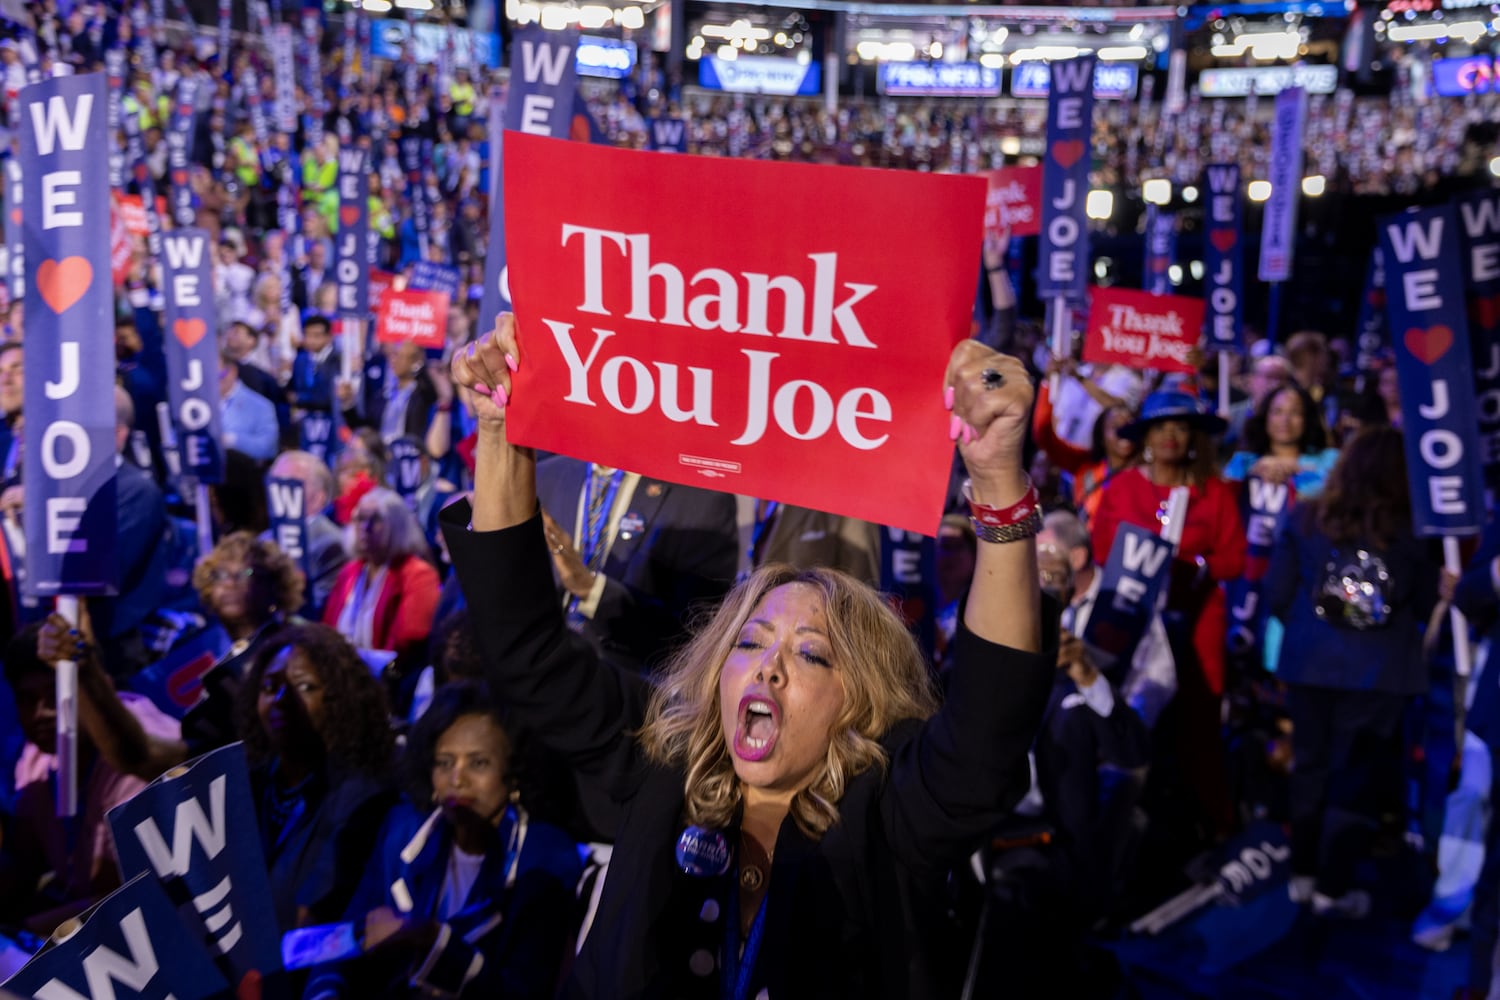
[877,62,1001,98]
[1227,474,1294,665]
[108,743,284,988]
[1457,190,1500,485]
[1202,162,1245,351]
[162,229,224,483]
[21,73,119,597]
[1037,56,1095,303]
[880,526,937,662]
[1354,247,1387,371]
[697,55,821,97]
[506,25,580,139]
[126,625,232,720]
[1082,523,1173,667]
[478,88,510,334]
[335,145,369,317]
[388,436,425,507]
[368,21,499,69]
[1,873,230,998]
[3,156,21,301]
[1011,60,1138,100]
[123,106,164,260]
[267,476,313,589]
[410,260,462,300]
[300,409,339,466]
[648,116,688,153]
[399,135,429,257]
[1433,56,1495,98]
[1144,205,1176,297]
[1379,203,1485,536]
[576,35,637,80]
[105,48,126,190]
[166,77,199,227]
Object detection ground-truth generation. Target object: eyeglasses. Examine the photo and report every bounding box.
[209,567,255,584]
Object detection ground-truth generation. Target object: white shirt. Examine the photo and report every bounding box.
[1066,570,1177,732]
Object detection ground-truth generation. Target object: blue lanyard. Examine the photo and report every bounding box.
[721,878,768,1000]
[749,501,779,566]
[580,470,624,569]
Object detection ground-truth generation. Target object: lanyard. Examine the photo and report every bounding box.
[748,501,779,568]
[721,879,768,1000]
[580,469,624,569]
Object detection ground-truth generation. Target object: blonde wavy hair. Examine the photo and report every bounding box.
[640,564,940,840]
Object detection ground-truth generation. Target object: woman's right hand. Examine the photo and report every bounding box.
[37,607,95,667]
[451,312,519,438]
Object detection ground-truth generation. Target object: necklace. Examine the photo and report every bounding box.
[738,836,772,893]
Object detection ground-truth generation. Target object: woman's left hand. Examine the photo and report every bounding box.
[541,509,597,598]
[945,341,1033,505]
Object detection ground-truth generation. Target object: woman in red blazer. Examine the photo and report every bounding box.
[325,486,440,675]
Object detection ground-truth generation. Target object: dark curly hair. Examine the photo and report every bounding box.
[192,531,305,618]
[235,623,394,777]
[1315,425,1411,551]
[1243,380,1328,457]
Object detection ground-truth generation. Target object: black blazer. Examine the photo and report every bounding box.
[536,456,739,674]
[440,504,1055,1000]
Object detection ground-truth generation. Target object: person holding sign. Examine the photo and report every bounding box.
[1266,427,1441,919]
[1223,381,1339,498]
[439,316,1052,998]
[1091,391,1246,837]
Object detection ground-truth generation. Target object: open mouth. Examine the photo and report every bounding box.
[734,694,781,762]
[443,796,475,811]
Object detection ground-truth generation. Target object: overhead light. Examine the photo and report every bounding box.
[578,4,611,28]
[716,44,738,61]
[1181,185,1199,203]
[1000,136,1021,156]
[979,53,1006,69]
[1489,155,1500,178]
[774,31,787,45]
[1086,190,1114,221]
[1248,180,1272,202]
[540,5,570,29]
[1098,45,1149,61]
[616,5,643,29]
[364,0,390,9]
[1168,264,1184,285]
[1189,260,1204,281]
[1009,45,1084,64]
[1302,175,1326,197]
[1142,178,1172,204]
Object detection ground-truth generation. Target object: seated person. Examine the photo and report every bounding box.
[0,624,179,935]
[304,682,582,999]
[35,533,304,781]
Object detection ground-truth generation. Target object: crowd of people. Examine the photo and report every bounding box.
[0,1,1496,997]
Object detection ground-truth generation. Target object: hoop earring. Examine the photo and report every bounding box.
[1143,446,1154,464]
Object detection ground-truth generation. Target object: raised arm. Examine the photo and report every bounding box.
[441,316,650,828]
[883,343,1055,868]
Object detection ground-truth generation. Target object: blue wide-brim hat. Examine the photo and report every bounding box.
[1118,390,1228,442]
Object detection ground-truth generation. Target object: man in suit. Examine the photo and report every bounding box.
[91,387,172,678]
[342,340,435,446]
[266,449,349,618]
[536,456,739,674]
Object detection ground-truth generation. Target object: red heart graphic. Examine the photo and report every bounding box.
[171,169,187,186]
[133,163,148,182]
[7,208,17,226]
[173,317,207,349]
[1051,139,1085,169]
[1210,229,1237,253]
[1473,295,1500,331]
[340,205,359,226]
[36,257,92,315]
[1403,325,1453,365]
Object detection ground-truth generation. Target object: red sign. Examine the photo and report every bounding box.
[1082,286,1204,374]
[115,194,150,237]
[503,133,985,535]
[375,287,448,348]
[109,206,132,288]
[369,268,395,314]
[984,165,1042,238]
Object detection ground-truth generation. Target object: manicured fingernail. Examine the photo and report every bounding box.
[961,423,976,444]
[475,384,491,396]
[493,385,509,407]
[505,353,519,373]
[943,385,955,411]
[948,414,962,441]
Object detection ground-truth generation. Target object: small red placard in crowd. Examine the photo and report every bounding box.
[503,132,985,535]
[369,268,395,314]
[1082,286,1204,374]
[984,165,1042,238]
[375,287,448,348]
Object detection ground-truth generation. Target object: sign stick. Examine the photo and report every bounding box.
[1445,536,1473,678]
[342,317,361,383]
[1266,280,1283,346]
[55,595,80,818]
[195,482,214,559]
[1218,352,1231,418]
[1048,296,1068,397]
